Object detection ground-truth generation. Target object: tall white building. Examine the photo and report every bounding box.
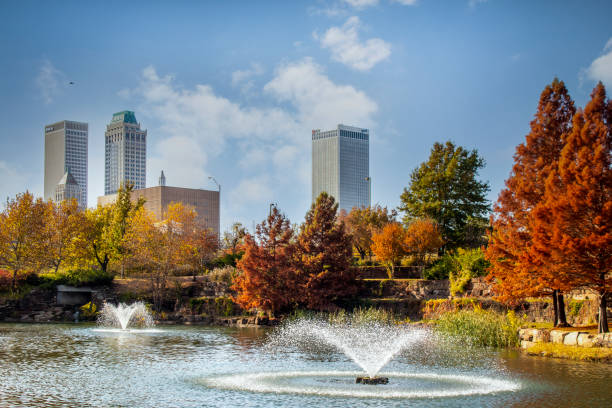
[44,120,88,209]
[312,124,370,212]
[104,111,147,195]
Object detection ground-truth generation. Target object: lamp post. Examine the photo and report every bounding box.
[208,176,221,241]
[269,202,277,217]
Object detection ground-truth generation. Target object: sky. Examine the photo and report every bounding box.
[1,0,611,233]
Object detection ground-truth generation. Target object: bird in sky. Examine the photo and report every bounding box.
[68,81,74,85]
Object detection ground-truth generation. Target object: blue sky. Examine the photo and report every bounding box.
[1,0,611,232]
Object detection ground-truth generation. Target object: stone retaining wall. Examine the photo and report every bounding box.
[519,328,612,349]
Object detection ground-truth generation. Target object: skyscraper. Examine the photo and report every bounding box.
[44,120,88,209]
[104,111,147,195]
[312,124,370,212]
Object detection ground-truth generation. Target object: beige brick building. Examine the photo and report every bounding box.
[98,186,220,238]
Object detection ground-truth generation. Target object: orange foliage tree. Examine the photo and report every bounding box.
[233,206,297,314]
[371,222,406,279]
[404,218,444,266]
[486,78,575,326]
[531,83,612,333]
[340,205,396,260]
[296,193,358,311]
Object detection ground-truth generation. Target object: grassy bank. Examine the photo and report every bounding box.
[526,343,612,362]
[434,307,523,348]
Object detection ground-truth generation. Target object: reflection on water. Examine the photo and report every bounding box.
[0,323,610,408]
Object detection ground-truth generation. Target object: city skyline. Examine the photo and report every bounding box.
[1,1,612,232]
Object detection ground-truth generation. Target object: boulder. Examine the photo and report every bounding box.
[563,331,580,346]
[577,333,597,348]
[549,330,567,344]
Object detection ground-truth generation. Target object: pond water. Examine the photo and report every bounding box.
[0,323,610,407]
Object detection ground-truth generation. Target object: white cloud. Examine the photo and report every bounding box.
[342,0,379,8]
[392,0,418,5]
[231,63,265,95]
[586,38,612,87]
[231,63,264,85]
[36,60,64,104]
[128,59,377,225]
[264,58,378,128]
[318,16,391,71]
[229,175,273,208]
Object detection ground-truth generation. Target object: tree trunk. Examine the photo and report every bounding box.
[557,291,569,327]
[598,292,609,334]
[552,290,559,327]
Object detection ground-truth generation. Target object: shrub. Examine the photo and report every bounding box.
[423,253,455,280]
[80,301,97,317]
[435,307,522,348]
[328,306,396,325]
[567,299,584,317]
[39,269,114,287]
[208,266,238,285]
[449,248,490,295]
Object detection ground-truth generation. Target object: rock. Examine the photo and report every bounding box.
[520,340,536,349]
[563,331,580,346]
[577,333,596,348]
[550,330,567,344]
[596,333,612,348]
[519,328,549,343]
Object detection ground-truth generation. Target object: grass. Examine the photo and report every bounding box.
[38,268,114,287]
[435,306,523,348]
[526,343,612,362]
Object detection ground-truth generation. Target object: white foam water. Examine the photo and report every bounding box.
[202,371,521,398]
[97,302,154,330]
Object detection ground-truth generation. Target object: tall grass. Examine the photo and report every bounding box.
[328,306,396,326]
[435,306,522,348]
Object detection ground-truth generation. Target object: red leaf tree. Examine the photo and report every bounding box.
[486,79,575,326]
[532,83,612,333]
[233,206,298,314]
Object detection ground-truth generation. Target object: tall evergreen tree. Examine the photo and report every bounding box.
[399,141,490,249]
[296,193,357,310]
[486,78,575,326]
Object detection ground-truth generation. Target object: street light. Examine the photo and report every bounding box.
[208,176,221,242]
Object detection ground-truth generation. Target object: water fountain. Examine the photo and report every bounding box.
[202,317,522,398]
[269,318,427,385]
[97,301,154,330]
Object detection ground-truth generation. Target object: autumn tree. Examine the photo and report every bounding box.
[41,199,87,273]
[296,193,358,310]
[341,205,397,260]
[531,83,611,333]
[0,192,47,292]
[399,141,490,249]
[223,222,246,255]
[233,206,297,314]
[110,183,145,278]
[83,205,115,274]
[187,224,218,281]
[371,222,406,279]
[486,78,575,327]
[125,203,196,311]
[403,218,444,266]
